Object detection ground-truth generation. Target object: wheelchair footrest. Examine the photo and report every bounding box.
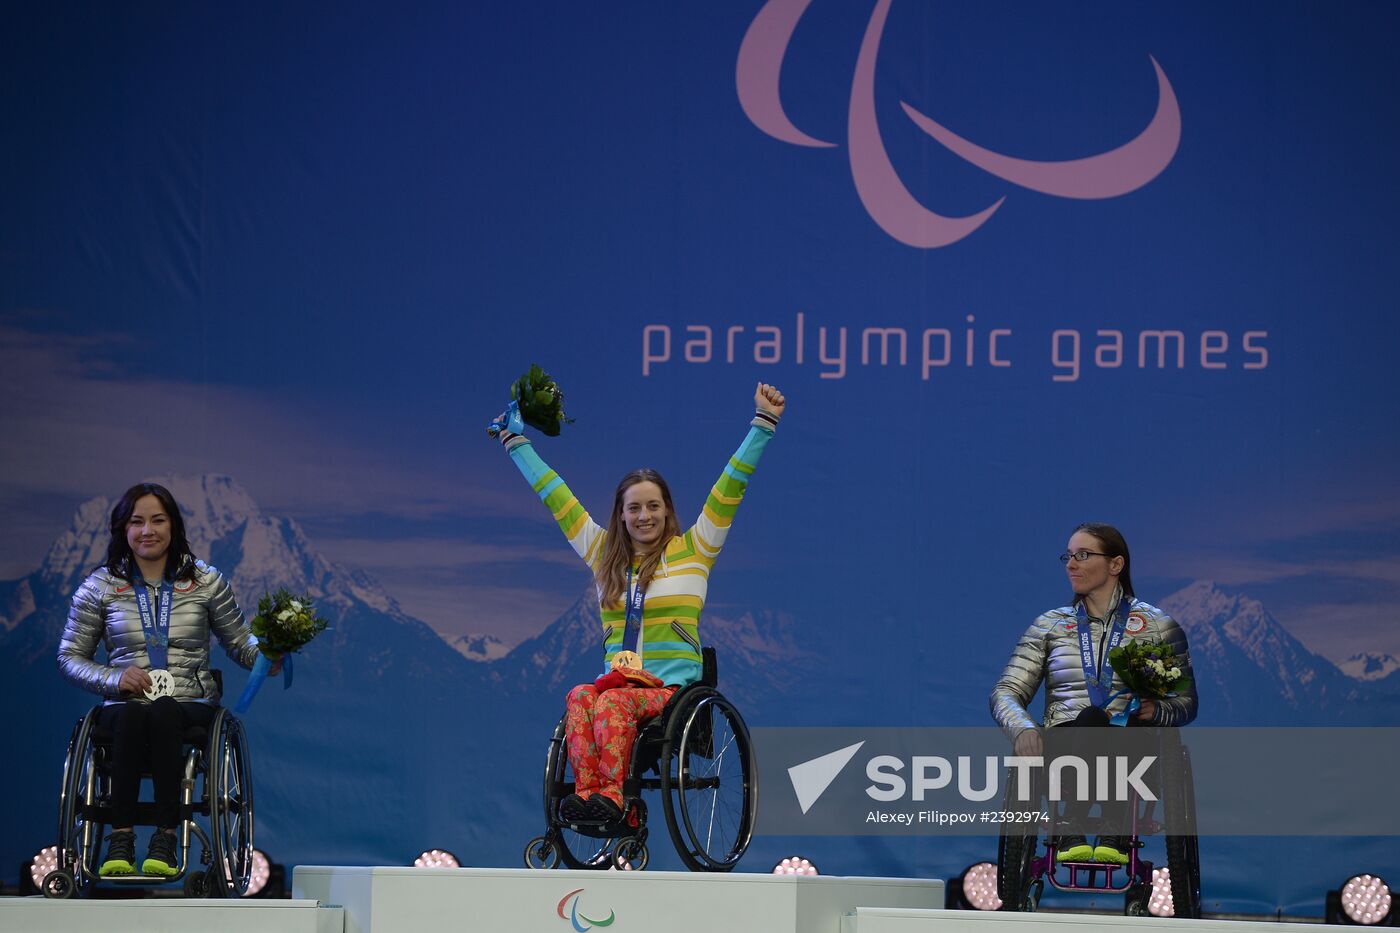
[101,872,186,884]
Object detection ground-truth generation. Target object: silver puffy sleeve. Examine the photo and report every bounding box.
[203,567,261,670]
[990,619,1048,743]
[57,575,123,699]
[1151,613,1198,726]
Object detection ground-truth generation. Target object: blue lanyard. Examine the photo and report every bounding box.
[130,569,174,670]
[622,566,646,655]
[1076,597,1131,708]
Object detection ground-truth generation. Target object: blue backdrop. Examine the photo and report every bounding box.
[3,0,1399,915]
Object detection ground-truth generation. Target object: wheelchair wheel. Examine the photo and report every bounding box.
[1124,881,1151,916]
[42,869,77,899]
[184,869,213,897]
[543,717,614,870]
[660,689,755,872]
[1163,738,1202,919]
[207,710,254,897]
[614,835,649,871]
[997,763,1042,912]
[54,708,103,896]
[523,835,561,869]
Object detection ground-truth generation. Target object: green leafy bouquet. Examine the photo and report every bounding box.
[250,589,329,660]
[509,363,574,436]
[1107,639,1193,699]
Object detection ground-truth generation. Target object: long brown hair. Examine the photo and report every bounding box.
[595,469,681,608]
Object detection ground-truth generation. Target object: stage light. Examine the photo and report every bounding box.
[28,846,59,892]
[946,861,1002,910]
[1149,866,1175,917]
[1327,875,1394,926]
[413,849,461,868]
[20,846,61,895]
[244,849,271,897]
[772,856,819,875]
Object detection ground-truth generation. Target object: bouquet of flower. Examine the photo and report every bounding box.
[235,590,328,713]
[1106,639,1192,700]
[250,589,328,660]
[509,363,574,436]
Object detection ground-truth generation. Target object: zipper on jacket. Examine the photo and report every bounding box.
[670,621,701,654]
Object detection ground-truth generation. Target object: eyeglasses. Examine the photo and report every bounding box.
[1059,550,1109,563]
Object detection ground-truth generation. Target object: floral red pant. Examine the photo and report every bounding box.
[564,683,676,807]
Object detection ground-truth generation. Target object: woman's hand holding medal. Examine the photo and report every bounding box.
[118,666,153,697]
[117,665,173,701]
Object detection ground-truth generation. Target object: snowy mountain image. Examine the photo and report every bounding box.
[4,476,1397,877]
[452,632,511,662]
[1337,651,1400,681]
[1155,581,1394,724]
[1,475,816,871]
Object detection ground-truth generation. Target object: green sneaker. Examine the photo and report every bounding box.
[1055,835,1094,862]
[99,830,137,876]
[1092,836,1131,865]
[142,829,180,877]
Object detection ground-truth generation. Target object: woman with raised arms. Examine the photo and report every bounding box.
[491,383,785,822]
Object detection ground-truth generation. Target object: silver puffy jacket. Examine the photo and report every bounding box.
[990,598,1198,743]
[57,562,260,705]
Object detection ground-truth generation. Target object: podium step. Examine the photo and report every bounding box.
[0,898,342,933]
[841,907,1341,933]
[292,866,944,933]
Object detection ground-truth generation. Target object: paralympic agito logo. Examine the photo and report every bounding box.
[737,0,1181,248]
[557,888,616,932]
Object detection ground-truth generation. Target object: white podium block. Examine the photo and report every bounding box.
[842,907,1341,933]
[0,898,343,933]
[293,866,944,933]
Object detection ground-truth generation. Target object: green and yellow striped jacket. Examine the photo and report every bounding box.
[504,418,774,687]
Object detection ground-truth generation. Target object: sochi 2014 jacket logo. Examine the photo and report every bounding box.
[737,0,1181,248]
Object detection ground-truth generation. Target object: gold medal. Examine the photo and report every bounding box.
[611,650,643,672]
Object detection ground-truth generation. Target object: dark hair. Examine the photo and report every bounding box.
[103,483,198,583]
[595,469,682,608]
[1072,521,1134,600]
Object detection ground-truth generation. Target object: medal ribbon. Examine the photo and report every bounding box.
[130,569,174,671]
[1076,596,1132,708]
[622,566,646,658]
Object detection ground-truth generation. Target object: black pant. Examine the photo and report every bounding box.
[99,699,216,828]
[1048,707,1153,839]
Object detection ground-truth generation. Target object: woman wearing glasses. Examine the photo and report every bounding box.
[990,522,1197,865]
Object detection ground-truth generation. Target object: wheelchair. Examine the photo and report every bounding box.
[997,726,1202,918]
[42,680,255,899]
[523,647,756,872]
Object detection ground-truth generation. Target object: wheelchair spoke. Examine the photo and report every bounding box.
[670,695,754,870]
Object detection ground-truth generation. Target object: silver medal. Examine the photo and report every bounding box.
[144,668,174,700]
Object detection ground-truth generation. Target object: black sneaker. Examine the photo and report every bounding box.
[142,829,180,877]
[558,793,592,822]
[1093,835,1132,864]
[587,795,624,823]
[99,830,137,876]
[1055,835,1093,863]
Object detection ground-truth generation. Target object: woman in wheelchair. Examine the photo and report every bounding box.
[492,383,784,825]
[990,523,1197,866]
[56,482,277,879]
